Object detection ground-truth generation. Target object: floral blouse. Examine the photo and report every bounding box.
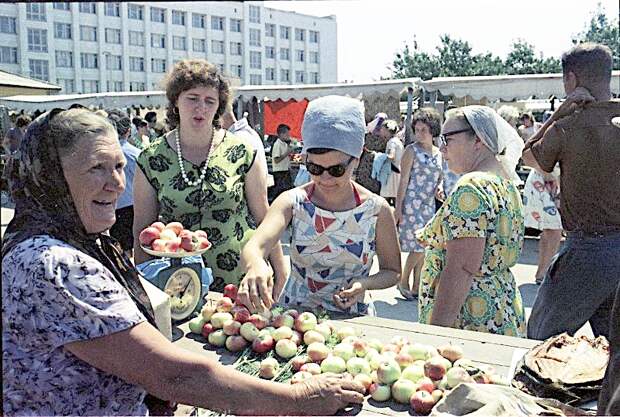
[2,235,148,416]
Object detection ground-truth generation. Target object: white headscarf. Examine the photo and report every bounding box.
[461,105,524,185]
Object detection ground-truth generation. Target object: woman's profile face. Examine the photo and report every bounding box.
[176,86,220,131]
[60,133,126,234]
[440,118,477,175]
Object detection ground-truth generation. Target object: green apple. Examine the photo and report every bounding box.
[259,357,280,379]
[272,326,294,341]
[333,343,355,361]
[314,323,332,340]
[321,355,347,374]
[377,359,401,385]
[303,330,326,345]
[210,312,233,329]
[401,364,426,383]
[188,316,207,334]
[402,343,433,361]
[275,339,298,359]
[240,322,260,342]
[335,326,356,342]
[207,329,227,347]
[391,378,417,404]
[347,357,372,376]
[367,338,384,352]
[369,383,391,402]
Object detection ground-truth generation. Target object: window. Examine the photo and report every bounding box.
[295,29,305,42]
[82,80,100,93]
[152,58,167,73]
[193,39,206,52]
[265,23,275,37]
[129,56,145,71]
[0,16,17,34]
[249,5,260,23]
[53,3,71,11]
[211,40,224,54]
[309,51,319,64]
[79,3,96,14]
[26,3,46,21]
[279,48,289,60]
[80,25,97,42]
[29,59,49,81]
[265,46,275,59]
[57,78,75,93]
[130,81,145,91]
[296,50,305,62]
[151,7,165,23]
[230,42,242,56]
[280,26,290,40]
[310,72,320,84]
[172,36,186,51]
[249,29,261,47]
[279,68,289,82]
[172,10,185,25]
[216,63,224,72]
[55,50,73,67]
[128,31,144,46]
[106,54,122,70]
[295,70,305,83]
[27,29,48,52]
[211,16,224,30]
[250,74,262,85]
[309,30,319,43]
[128,4,144,20]
[0,46,17,64]
[105,3,120,17]
[151,33,166,48]
[265,67,275,81]
[250,51,261,69]
[230,64,242,78]
[80,53,98,69]
[230,18,241,32]
[54,23,72,39]
[108,81,123,92]
[192,13,205,28]
[105,28,121,44]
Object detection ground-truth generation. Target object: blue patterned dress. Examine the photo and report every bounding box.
[399,144,444,252]
[281,185,383,315]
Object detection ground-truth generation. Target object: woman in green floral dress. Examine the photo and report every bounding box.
[133,60,287,293]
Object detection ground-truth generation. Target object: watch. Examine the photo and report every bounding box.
[163,266,203,321]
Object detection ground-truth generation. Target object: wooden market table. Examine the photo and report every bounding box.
[172,307,541,416]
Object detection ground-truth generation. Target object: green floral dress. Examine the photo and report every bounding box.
[137,131,257,292]
[416,172,526,337]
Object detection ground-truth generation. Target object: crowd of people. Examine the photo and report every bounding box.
[2,42,619,415]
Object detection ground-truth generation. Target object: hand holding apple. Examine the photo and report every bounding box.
[237,261,275,313]
[291,373,365,415]
[333,281,365,311]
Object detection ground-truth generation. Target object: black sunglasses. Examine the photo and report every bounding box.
[306,156,355,178]
[438,127,473,147]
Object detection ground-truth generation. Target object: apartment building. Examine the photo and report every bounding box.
[0,1,337,94]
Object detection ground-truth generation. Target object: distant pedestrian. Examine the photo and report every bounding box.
[378,119,403,206]
[3,115,31,155]
[269,123,294,200]
[517,112,542,142]
[130,117,150,149]
[144,111,159,141]
[353,113,386,194]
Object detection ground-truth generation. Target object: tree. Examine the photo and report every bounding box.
[391,44,438,80]
[573,3,620,69]
[435,35,476,77]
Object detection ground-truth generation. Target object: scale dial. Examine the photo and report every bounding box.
[164,267,202,321]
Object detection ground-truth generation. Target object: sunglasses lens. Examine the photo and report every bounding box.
[306,163,323,176]
[328,166,346,177]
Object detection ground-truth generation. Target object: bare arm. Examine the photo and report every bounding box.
[132,166,159,265]
[395,146,414,225]
[273,143,292,164]
[429,237,485,327]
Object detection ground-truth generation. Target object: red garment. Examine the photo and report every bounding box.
[263,99,309,140]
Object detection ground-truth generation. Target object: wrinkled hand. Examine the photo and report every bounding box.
[237,262,275,313]
[553,87,595,120]
[333,282,365,311]
[292,373,365,415]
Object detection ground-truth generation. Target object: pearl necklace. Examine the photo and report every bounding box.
[175,126,216,187]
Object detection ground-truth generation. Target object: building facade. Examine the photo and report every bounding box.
[0,1,337,94]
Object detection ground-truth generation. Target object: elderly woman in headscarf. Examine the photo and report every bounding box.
[415,105,527,337]
[1,109,364,416]
[238,96,401,315]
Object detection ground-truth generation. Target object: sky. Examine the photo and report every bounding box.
[264,0,619,83]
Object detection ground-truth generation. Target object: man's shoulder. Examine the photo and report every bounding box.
[555,99,620,129]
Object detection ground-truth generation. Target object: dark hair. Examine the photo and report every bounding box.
[412,107,442,137]
[306,147,332,155]
[68,103,86,110]
[519,112,535,123]
[15,115,31,128]
[162,59,231,130]
[132,117,147,128]
[277,124,290,135]
[107,110,132,137]
[144,111,157,123]
[562,43,612,88]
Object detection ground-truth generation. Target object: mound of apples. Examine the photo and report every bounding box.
[139,221,211,254]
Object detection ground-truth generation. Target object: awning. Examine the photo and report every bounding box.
[0,70,61,92]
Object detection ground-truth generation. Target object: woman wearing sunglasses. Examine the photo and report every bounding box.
[415,106,527,336]
[238,95,401,315]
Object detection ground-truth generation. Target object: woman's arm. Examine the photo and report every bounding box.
[65,322,363,415]
[429,237,485,327]
[239,191,294,312]
[244,155,289,304]
[132,167,159,265]
[395,146,414,225]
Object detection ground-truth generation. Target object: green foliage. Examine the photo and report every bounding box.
[572,3,620,69]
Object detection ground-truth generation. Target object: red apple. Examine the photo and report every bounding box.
[180,232,197,252]
[417,377,435,394]
[285,309,300,319]
[164,237,181,253]
[248,314,268,330]
[194,229,208,239]
[410,390,437,415]
[294,312,318,333]
[139,227,160,246]
[381,343,401,354]
[150,221,165,232]
[225,335,248,352]
[216,297,234,313]
[438,344,464,363]
[252,333,275,353]
[151,239,166,252]
[292,355,309,371]
[352,339,368,357]
[164,221,184,236]
[396,353,414,369]
[272,313,295,329]
[307,342,330,363]
[223,284,238,301]
[201,322,215,338]
[232,305,251,323]
[222,320,241,336]
[197,237,211,249]
[424,356,448,381]
[290,330,303,346]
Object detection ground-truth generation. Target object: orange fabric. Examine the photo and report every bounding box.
[263,99,309,140]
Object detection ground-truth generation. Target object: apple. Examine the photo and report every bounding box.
[223,283,238,301]
[240,322,260,342]
[164,237,182,253]
[314,323,332,340]
[335,326,356,342]
[151,239,166,252]
[197,237,211,249]
[424,356,448,381]
[303,330,325,345]
[252,333,275,353]
[180,232,197,252]
[260,326,276,337]
[275,339,298,359]
[381,343,401,354]
[307,342,330,363]
[382,351,397,361]
[285,308,300,319]
[259,357,279,379]
[370,370,379,383]
[395,352,414,369]
[272,313,295,329]
[272,326,294,341]
[431,389,444,403]
[188,316,207,334]
[437,376,449,391]
[368,338,384,353]
[201,322,215,338]
[341,336,359,345]
[248,314,268,330]
[377,359,402,385]
[333,343,355,361]
[354,373,373,393]
[231,305,251,323]
[321,356,347,374]
[139,227,160,246]
[438,344,464,363]
[392,378,417,404]
[216,297,234,313]
[403,343,433,361]
[150,221,165,232]
[207,329,227,347]
[294,312,318,333]
[410,390,437,415]
[369,383,391,402]
[290,371,313,384]
[300,362,322,375]
[346,357,372,376]
[164,221,184,236]
[222,320,241,336]
[201,304,217,321]
[352,339,368,357]
[446,366,473,388]
[290,330,303,346]
[401,364,426,383]
[210,312,233,329]
[194,229,208,239]
[225,335,248,352]
[368,352,385,371]
[292,355,309,371]
[417,377,435,394]
[159,228,178,241]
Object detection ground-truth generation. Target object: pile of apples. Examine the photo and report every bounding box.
[139,221,210,254]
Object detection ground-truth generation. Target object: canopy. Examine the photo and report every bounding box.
[0,70,61,97]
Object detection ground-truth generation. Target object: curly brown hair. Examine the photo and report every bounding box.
[162,59,231,129]
[411,107,442,138]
